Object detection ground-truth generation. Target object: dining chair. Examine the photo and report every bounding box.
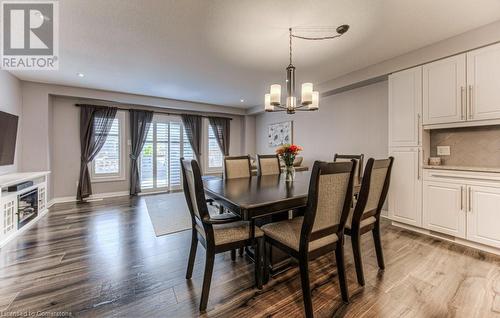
[257,154,281,176]
[261,160,356,318]
[180,158,264,312]
[344,157,394,286]
[224,155,252,179]
[334,153,364,185]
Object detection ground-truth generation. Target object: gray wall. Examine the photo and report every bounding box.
[18,82,247,200]
[50,96,245,199]
[256,81,389,166]
[0,71,22,176]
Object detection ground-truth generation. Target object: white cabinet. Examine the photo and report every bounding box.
[2,196,17,240]
[389,67,422,147]
[423,54,466,125]
[423,181,466,238]
[467,186,500,248]
[467,43,500,121]
[38,184,47,212]
[388,147,422,227]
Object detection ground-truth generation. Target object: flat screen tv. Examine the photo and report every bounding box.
[0,110,19,166]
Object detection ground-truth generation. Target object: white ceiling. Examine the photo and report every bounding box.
[9,0,500,108]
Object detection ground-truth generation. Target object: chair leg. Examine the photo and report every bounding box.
[238,247,244,256]
[335,241,350,303]
[351,231,365,286]
[254,238,263,289]
[186,230,198,279]
[372,224,385,270]
[263,241,270,284]
[199,248,215,312]
[230,249,236,261]
[299,257,314,318]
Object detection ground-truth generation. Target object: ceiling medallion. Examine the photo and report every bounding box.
[264,25,350,114]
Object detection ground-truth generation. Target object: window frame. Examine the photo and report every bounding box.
[204,118,224,174]
[90,111,126,183]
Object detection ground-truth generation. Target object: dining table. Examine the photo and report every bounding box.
[203,170,361,275]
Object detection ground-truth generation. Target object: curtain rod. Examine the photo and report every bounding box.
[74,104,233,121]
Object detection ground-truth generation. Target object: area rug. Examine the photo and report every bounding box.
[145,192,192,237]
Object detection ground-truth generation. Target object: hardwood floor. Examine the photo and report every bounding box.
[1,194,499,317]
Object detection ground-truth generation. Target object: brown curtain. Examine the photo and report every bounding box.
[208,117,230,156]
[129,109,154,195]
[77,105,117,201]
[181,114,202,162]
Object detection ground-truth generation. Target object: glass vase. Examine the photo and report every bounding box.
[284,165,295,182]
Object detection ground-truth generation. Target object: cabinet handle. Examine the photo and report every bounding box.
[417,149,421,180]
[417,114,421,145]
[468,85,473,119]
[460,186,464,211]
[461,86,465,120]
[468,187,472,212]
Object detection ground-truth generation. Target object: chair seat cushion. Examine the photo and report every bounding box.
[197,221,263,246]
[345,208,377,230]
[261,217,338,252]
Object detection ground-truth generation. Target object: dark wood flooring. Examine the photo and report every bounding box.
[1,195,499,317]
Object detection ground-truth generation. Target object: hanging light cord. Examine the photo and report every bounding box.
[288,25,348,65]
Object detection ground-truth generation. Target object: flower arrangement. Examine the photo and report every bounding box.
[276,144,303,167]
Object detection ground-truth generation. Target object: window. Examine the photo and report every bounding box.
[140,116,194,191]
[207,125,223,170]
[91,111,125,181]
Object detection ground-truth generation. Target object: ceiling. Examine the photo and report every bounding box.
[9,0,500,108]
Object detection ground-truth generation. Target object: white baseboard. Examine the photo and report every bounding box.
[390,219,500,256]
[49,190,130,207]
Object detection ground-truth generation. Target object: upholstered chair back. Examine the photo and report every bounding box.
[257,154,281,176]
[224,156,251,179]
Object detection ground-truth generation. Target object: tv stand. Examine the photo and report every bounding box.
[0,171,50,248]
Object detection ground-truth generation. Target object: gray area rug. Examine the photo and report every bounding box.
[145,192,191,237]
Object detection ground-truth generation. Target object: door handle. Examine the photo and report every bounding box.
[468,85,473,119]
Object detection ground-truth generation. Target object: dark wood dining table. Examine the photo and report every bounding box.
[203,171,361,274]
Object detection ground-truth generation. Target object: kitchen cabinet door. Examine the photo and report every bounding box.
[467,43,500,121]
[389,67,422,147]
[388,147,422,227]
[467,185,500,248]
[423,181,466,238]
[423,54,466,125]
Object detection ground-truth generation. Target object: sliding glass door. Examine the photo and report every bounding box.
[140,116,194,192]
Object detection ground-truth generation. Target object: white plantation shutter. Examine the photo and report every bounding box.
[93,118,120,175]
[208,126,223,168]
[140,117,194,190]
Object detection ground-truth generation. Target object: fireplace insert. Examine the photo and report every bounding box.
[18,189,38,229]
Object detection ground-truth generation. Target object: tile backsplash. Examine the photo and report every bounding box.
[430,125,500,167]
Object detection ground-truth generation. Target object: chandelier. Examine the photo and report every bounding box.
[264,25,350,114]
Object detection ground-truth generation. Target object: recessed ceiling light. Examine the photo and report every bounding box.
[240,99,245,103]
[77,72,85,78]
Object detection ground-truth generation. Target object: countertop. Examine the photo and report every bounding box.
[423,165,500,174]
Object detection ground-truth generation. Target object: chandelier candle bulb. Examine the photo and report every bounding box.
[301,83,313,104]
[309,91,319,110]
[265,94,274,111]
[270,84,281,105]
[286,96,297,109]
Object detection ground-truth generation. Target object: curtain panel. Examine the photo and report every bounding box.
[129,109,154,195]
[181,114,202,162]
[208,117,230,156]
[77,105,117,201]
